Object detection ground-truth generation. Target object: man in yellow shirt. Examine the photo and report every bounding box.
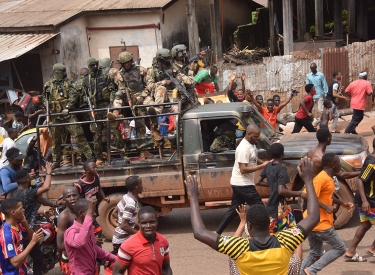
[301,153,353,275]
[186,156,320,275]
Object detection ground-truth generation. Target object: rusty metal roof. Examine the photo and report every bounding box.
[0,0,172,28]
[0,33,58,62]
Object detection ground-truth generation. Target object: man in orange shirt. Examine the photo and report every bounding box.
[248,91,295,129]
[301,153,353,275]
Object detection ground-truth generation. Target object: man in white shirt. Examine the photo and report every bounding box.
[215,124,270,234]
[0,128,19,168]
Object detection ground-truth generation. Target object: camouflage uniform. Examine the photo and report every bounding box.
[209,133,234,153]
[80,61,126,161]
[146,64,196,112]
[43,75,94,166]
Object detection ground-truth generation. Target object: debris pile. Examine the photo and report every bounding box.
[223,45,270,65]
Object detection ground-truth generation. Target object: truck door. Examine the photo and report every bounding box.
[198,118,237,201]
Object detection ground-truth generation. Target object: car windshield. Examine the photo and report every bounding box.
[239,105,277,148]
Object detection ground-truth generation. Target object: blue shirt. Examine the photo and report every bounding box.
[158,116,169,136]
[306,71,328,99]
[0,222,28,275]
[0,166,20,194]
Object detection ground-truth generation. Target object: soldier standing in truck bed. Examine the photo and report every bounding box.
[146,48,196,113]
[43,63,94,169]
[80,57,127,166]
[171,44,194,77]
[113,52,161,156]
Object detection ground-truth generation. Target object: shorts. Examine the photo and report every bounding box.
[358,207,375,224]
[269,204,296,234]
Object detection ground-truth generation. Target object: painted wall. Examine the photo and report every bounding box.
[60,16,90,81]
[0,60,13,92]
[86,13,162,69]
[32,34,63,85]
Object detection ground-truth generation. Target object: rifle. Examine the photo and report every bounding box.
[162,69,196,106]
[124,82,136,117]
[181,47,212,72]
[213,126,235,150]
[85,75,98,129]
[44,91,51,131]
[135,58,141,66]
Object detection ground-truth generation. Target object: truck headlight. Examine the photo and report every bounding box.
[341,151,368,169]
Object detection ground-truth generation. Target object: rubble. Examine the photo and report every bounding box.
[223,45,270,65]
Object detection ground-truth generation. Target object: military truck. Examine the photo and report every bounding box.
[40,102,367,239]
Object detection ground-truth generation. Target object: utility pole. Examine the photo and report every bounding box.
[282,0,293,55]
[333,0,343,40]
[186,0,200,56]
[315,0,324,37]
[268,0,277,55]
[297,0,306,41]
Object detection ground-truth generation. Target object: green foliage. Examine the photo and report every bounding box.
[309,25,315,36]
[309,10,349,35]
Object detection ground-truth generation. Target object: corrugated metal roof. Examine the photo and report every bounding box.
[252,0,267,7]
[0,33,58,62]
[0,0,172,28]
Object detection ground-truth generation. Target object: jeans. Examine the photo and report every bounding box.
[300,228,346,275]
[344,109,364,134]
[331,103,340,131]
[292,117,317,133]
[216,185,263,234]
[24,240,44,275]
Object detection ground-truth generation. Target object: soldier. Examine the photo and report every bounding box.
[99,57,114,71]
[81,57,127,166]
[43,63,94,169]
[146,48,197,112]
[171,44,193,77]
[210,128,235,153]
[114,52,161,156]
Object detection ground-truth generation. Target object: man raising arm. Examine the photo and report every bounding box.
[186,157,320,275]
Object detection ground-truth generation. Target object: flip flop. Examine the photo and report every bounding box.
[331,130,341,133]
[366,251,375,257]
[344,253,367,262]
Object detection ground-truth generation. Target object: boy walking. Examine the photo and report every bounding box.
[112,176,143,254]
[292,84,317,133]
[319,99,333,131]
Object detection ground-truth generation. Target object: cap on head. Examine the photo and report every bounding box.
[359,71,367,78]
[87,57,97,67]
[15,111,23,117]
[171,44,187,58]
[6,147,25,160]
[53,63,65,71]
[117,52,133,64]
[156,48,172,60]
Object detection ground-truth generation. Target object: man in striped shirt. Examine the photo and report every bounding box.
[112,176,143,254]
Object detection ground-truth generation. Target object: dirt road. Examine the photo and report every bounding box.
[48,111,375,275]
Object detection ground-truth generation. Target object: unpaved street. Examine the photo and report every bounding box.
[48,111,375,275]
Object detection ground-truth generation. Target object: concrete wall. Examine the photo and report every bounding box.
[32,34,63,84]
[60,16,90,81]
[86,13,162,68]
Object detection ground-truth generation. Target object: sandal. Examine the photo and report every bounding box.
[344,253,367,262]
[366,250,375,257]
[331,130,341,133]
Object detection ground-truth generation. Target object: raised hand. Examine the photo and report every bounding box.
[235,204,247,223]
[298,157,314,184]
[241,72,246,81]
[185,175,200,200]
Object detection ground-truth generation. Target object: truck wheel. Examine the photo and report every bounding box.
[333,181,354,229]
[98,193,123,240]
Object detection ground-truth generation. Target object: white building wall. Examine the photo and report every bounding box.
[86,13,162,68]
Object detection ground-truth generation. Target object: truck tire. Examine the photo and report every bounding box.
[297,180,354,229]
[98,193,123,240]
[333,181,354,229]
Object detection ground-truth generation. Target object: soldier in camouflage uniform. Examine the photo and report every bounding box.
[146,48,197,113]
[114,52,162,148]
[43,63,94,169]
[210,130,235,153]
[171,44,194,77]
[80,57,127,166]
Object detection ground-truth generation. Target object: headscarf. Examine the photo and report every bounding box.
[39,128,52,157]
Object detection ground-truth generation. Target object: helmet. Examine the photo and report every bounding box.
[171,44,187,58]
[156,48,172,60]
[99,57,113,68]
[114,91,123,98]
[86,57,97,67]
[52,63,65,71]
[117,52,133,64]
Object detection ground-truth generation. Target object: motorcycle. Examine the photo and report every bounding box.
[27,195,65,275]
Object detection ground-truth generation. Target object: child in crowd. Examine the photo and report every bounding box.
[227,72,246,102]
[158,106,170,136]
[320,99,333,131]
[112,176,143,254]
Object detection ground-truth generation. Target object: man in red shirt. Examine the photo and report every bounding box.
[344,71,373,134]
[292,84,317,133]
[113,206,172,275]
[249,91,294,129]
